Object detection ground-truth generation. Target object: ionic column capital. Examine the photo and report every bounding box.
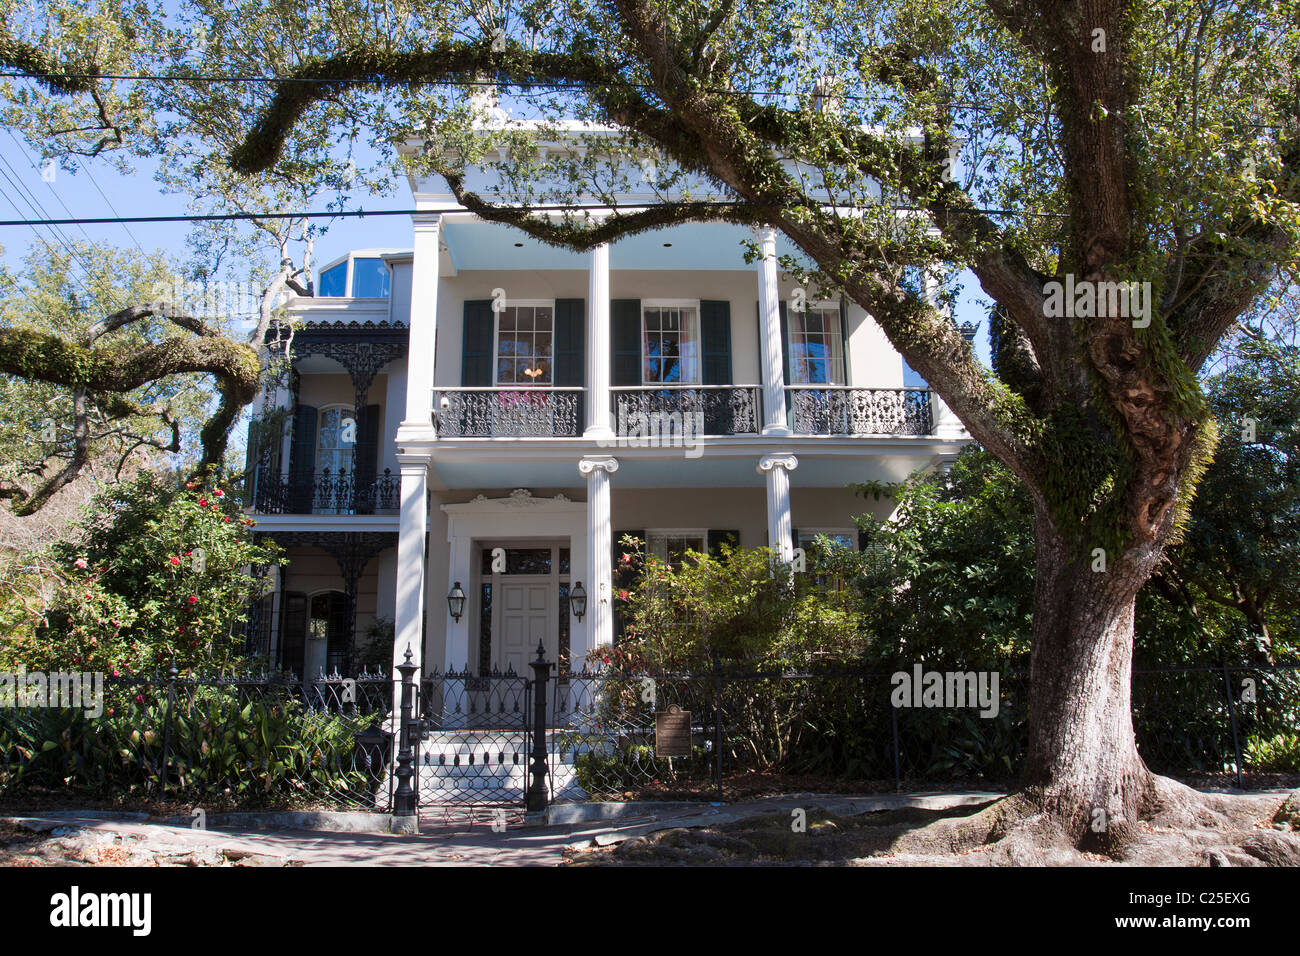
[579,456,620,476]
[757,454,799,475]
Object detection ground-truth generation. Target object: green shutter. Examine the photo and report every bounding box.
[612,299,642,386]
[462,299,495,386]
[353,404,381,515]
[288,404,317,514]
[554,298,585,387]
[756,300,791,384]
[700,300,732,386]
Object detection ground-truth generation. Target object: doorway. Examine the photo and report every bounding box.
[473,541,571,676]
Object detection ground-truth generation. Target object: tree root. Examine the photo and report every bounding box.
[882,780,1300,865]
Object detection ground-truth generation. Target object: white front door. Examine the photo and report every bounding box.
[492,576,556,674]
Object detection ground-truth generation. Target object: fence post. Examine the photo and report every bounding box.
[1219,660,1244,790]
[158,661,178,797]
[391,646,419,833]
[890,697,902,793]
[711,655,723,801]
[526,642,552,813]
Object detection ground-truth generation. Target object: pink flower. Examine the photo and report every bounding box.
[74,558,88,570]
[198,498,208,507]
[223,516,231,522]
[214,489,224,497]
[187,595,198,605]
[618,590,629,600]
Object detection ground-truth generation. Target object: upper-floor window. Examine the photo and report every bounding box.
[643,301,700,385]
[788,305,845,384]
[316,254,392,298]
[315,406,354,475]
[351,258,390,297]
[495,302,554,386]
[319,262,346,297]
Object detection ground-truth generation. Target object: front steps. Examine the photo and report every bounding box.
[416,730,586,804]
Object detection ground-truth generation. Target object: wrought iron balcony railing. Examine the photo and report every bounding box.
[611,384,762,437]
[433,387,584,438]
[251,467,401,515]
[786,386,933,436]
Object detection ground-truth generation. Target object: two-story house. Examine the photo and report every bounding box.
[241,123,973,680]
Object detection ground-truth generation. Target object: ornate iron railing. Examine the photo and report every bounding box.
[252,467,400,515]
[787,386,933,436]
[611,384,762,437]
[434,387,584,438]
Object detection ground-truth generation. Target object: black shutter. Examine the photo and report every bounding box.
[554,298,585,386]
[858,528,869,551]
[288,404,317,514]
[612,530,646,643]
[756,300,792,383]
[791,528,801,555]
[280,592,307,675]
[707,529,739,560]
[327,591,351,675]
[353,404,381,514]
[612,299,642,386]
[700,300,732,385]
[242,419,261,508]
[462,299,495,386]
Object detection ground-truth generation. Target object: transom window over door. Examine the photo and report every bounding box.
[789,305,846,384]
[643,302,700,384]
[495,303,554,386]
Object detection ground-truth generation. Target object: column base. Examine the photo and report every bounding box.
[583,426,617,444]
[761,425,793,438]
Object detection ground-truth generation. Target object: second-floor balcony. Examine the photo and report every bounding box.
[430,385,934,439]
[250,467,401,515]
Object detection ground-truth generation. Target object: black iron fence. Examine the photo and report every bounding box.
[2,658,1295,815]
[0,669,397,811]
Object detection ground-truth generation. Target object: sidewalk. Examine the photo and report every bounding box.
[1,791,1003,867]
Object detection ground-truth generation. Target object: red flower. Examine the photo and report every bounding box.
[73,558,88,570]
[214,489,224,497]
[135,694,145,705]
[602,656,611,664]
[618,590,629,600]
[169,556,182,566]
[187,595,198,605]
[107,708,115,716]
[223,516,231,522]
[198,498,208,507]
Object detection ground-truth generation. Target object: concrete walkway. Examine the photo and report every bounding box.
[2,792,1002,867]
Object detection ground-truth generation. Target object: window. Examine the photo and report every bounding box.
[318,262,346,297]
[643,302,700,384]
[315,406,354,476]
[789,305,845,384]
[351,258,391,297]
[495,303,554,386]
[648,530,707,566]
[796,529,857,556]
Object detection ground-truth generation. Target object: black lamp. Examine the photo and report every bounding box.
[570,581,587,621]
[447,582,466,622]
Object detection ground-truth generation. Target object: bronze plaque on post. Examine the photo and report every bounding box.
[655,703,692,757]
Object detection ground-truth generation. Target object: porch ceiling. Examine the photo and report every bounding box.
[441,220,811,272]
[426,441,958,491]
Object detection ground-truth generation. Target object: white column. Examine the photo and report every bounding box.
[755,226,791,436]
[399,213,441,441]
[585,242,614,441]
[579,456,619,648]
[393,459,428,679]
[758,454,798,565]
[444,531,473,671]
[922,265,968,439]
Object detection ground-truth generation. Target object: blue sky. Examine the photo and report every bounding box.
[0,132,995,374]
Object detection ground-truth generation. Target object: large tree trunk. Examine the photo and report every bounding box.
[1022,514,1160,848]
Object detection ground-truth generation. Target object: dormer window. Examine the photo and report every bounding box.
[316,253,394,298]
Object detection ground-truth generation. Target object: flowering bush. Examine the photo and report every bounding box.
[4,471,282,675]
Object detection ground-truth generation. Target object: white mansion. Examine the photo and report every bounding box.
[241,127,972,680]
